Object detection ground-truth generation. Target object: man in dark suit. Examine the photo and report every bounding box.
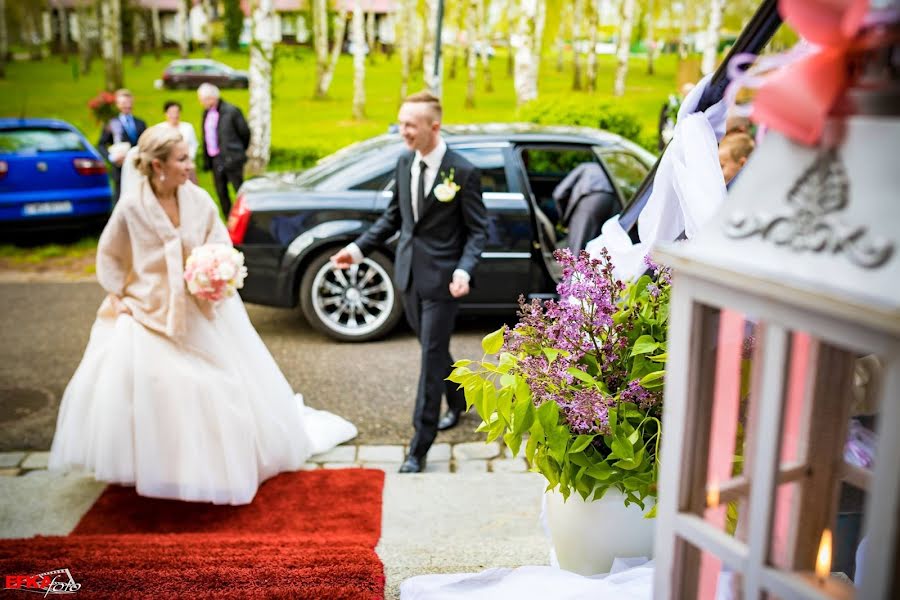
[97,89,147,202]
[552,162,620,252]
[331,92,488,473]
[198,83,250,216]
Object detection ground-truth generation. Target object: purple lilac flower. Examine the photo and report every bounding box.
[620,379,661,410]
[557,388,613,435]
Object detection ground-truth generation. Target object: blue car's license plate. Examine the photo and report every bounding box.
[22,201,73,216]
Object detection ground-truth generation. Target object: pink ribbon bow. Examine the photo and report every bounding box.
[752,0,870,145]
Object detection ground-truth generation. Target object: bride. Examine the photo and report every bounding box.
[49,125,357,505]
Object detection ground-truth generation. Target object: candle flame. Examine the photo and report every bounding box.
[706,480,719,509]
[815,529,832,581]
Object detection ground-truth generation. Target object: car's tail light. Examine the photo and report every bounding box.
[73,158,107,176]
[228,193,251,245]
[0,160,7,179]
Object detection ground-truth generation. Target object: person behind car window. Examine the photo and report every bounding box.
[160,100,199,184]
[719,132,755,186]
[551,162,619,252]
[98,89,147,203]
[198,83,250,217]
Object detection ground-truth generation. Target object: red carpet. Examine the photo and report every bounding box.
[0,469,385,599]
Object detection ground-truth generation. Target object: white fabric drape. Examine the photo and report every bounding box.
[585,75,729,280]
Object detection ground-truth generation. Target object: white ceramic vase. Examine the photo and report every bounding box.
[544,487,656,576]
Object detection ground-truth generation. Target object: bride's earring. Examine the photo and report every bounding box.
[160,173,166,182]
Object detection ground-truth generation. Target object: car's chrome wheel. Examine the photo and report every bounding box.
[302,251,402,341]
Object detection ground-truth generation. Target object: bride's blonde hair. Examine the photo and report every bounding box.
[132,124,184,177]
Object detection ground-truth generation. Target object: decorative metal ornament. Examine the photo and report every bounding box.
[725,149,894,269]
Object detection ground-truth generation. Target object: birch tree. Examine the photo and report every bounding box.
[202,0,214,57]
[586,0,600,91]
[316,11,347,97]
[247,0,276,176]
[0,0,6,78]
[366,8,376,63]
[571,0,584,90]
[351,0,366,119]
[701,0,722,75]
[645,0,655,74]
[513,0,546,105]
[75,2,97,75]
[176,0,188,58]
[554,1,567,73]
[313,0,328,97]
[465,0,477,107]
[100,0,124,91]
[448,0,462,79]
[613,0,635,96]
[476,0,492,92]
[58,4,70,62]
[151,0,162,60]
[423,0,440,95]
[132,10,143,66]
[399,0,413,98]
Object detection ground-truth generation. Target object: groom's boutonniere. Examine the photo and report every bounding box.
[434,168,461,202]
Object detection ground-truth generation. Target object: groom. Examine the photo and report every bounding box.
[331,92,488,473]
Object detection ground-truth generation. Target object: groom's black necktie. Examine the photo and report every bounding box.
[416,160,427,221]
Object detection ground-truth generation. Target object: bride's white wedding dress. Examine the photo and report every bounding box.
[49,174,357,505]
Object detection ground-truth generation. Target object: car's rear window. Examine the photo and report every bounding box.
[0,128,87,154]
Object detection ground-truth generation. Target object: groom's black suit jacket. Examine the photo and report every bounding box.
[355,148,488,299]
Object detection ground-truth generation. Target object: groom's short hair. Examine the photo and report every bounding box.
[403,91,442,124]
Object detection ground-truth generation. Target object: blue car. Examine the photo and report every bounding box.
[0,118,113,234]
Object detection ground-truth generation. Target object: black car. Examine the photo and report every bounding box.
[160,59,249,90]
[228,124,656,342]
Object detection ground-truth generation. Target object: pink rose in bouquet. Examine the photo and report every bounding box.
[184,244,248,302]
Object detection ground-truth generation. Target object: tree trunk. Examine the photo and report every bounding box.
[554,1,567,73]
[613,0,635,97]
[464,0,476,108]
[679,0,689,59]
[41,11,52,59]
[101,0,124,91]
[132,11,143,66]
[476,0,492,92]
[177,0,188,58]
[351,0,366,119]
[513,0,545,105]
[700,0,722,75]
[423,0,439,95]
[448,0,461,79]
[59,6,70,61]
[317,11,347,97]
[203,0,213,57]
[571,0,584,90]
[506,0,514,78]
[151,1,162,60]
[313,0,328,97]
[366,10,376,63]
[247,0,276,176]
[399,0,412,99]
[75,5,94,75]
[0,0,6,78]
[586,0,599,91]
[645,0,655,74]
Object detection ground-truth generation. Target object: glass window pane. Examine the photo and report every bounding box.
[0,128,86,153]
[599,151,649,203]
[454,146,508,193]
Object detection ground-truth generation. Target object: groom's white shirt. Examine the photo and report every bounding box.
[344,136,470,283]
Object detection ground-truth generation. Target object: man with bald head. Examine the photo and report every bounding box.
[331,92,488,473]
[198,83,250,216]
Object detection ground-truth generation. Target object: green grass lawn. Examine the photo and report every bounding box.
[1,46,683,259]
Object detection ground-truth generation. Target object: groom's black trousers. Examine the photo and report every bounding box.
[402,286,468,459]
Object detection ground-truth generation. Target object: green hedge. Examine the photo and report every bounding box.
[516,99,654,152]
[268,146,328,172]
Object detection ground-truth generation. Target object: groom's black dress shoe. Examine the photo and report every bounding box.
[398,456,426,473]
[437,410,462,431]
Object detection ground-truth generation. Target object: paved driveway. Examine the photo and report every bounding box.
[0,281,510,451]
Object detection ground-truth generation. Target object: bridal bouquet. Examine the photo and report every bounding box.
[450,250,670,511]
[184,244,248,302]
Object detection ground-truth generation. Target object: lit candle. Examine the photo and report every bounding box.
[815,528,832,584]
[706,479,720,509]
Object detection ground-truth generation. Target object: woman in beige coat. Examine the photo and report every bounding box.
[49,126,356,505]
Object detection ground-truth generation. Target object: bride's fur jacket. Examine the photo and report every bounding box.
[95,178,231,339]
